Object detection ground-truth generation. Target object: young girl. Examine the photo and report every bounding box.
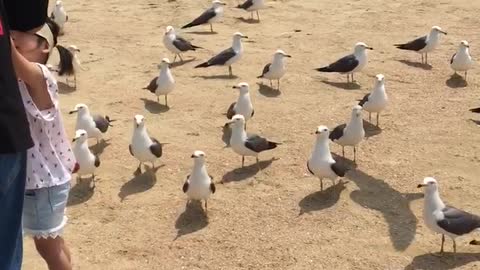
[10,19,75,270]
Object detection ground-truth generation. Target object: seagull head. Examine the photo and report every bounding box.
[274,49,292,59]
[351,105,363,118]
[191,150,206,163]
[158,58,171,69]
[354,42,373,53]
[417,177,439,193]
[233,32,248,41]
[431,26,447,35]
[69,103,89,115]
[460,40,470,49]
[375,74,385,86]
[56,0,63,7]
[72,129,88,143]
[67,45,80,53]
[314,125,330,139]
[212,0,226,7]
[227,114,245,128]
[165,26,175,35]
[134,114,145,128]
[232,82,249,94]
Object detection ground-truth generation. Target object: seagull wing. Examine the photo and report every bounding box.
[358,93,370,107]
[450,53,456,64]
[394,35,427,51]
[437,206,480,235]
[149,137,163,158]
[226,102,236,119]
[144,77,158,93]
[237,0,254,10]
[93,115,110,133]
[329,124,346,141]
[205,47,237,66]
[173,36,197,52]
[258,63,271,78]
[182,7,216,28]
[322,54,359,73]
[330,160,348,177]
[245,134,279,153]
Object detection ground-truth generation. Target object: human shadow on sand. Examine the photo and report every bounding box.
[196,74,238,80]
[171,58,196,68]
[362,120,382,138]
[221,158,276,183]
[118,165,163,201]
[321,80,361,90]
[446,73,468,88]
[141,98,170,114]
[235,17,260,24]
[89,139,111,155]
[175,200,209,239]
[67,178,95,206]
[57,81,76,94]
[397,60,432,70]
[257,83,280,97]
[298,180,348,215]
[404,252,480,270]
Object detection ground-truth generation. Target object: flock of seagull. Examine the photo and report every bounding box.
[48,0,480,257]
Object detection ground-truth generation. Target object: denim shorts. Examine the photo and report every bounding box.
[22,181,70,238]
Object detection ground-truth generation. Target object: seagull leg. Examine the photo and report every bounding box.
[250,12,253,19]
[91,174,96,189]
[376,113,380,127]
[351,73,354,82]
[440,234,445,253]
[425,53,428,65]
[421,54,424,64]
[453,239,457,254]
[229,66,233,77]
[210,24,213,33]
[157,96,160,103]
[165,95,168,107]
[353,147,357,163]
[256,157,261,171]
[151,161,155,170]
[342,146,345,157]
[269,80,273,88]
[205,199,208,213]
[369,112,371,122]
[277,79,280,90]
[241,156,245,168]
[179,54,184,62]
[74,74,77,89]
[320,178,323,191]
[346,74,350,83]
[465,71,468,80]
[173,54,177,63]
[257,11,260,21]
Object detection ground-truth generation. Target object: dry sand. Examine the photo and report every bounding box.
[23,0,480,269]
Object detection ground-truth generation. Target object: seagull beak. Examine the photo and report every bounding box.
[76,49,81,52]
[285,54,292,58]
[232,86,238,89]
[417,184,426,188]
[367,47,373,50]
[441,31,447,35]
[242,35,248,39]
[72,137,77,142]
[191,154,196,158]
[69,110,78,114]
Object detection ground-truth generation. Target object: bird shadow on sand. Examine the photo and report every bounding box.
[235,17,260,24]
[257,83,281,97]
[397,60,432,70]
[141,98,170,114]
[298,180,348,215]
[321,80,361,90]
[221,158,276,183]
[89,139,111,155]
[221,124,231,147]
[174,200,209,240]
[404,252,480,270]
[171,58,196,68]
[67,178,95,206]
[57,81,76,94]
[185,31,218,35]
[344,165,421,251]
[446,73,468,88]
[118,165,164,202]
[196,74,238,80]
[362,120,382,138]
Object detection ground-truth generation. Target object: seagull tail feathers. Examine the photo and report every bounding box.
[394,43,410,50]
[56,45,75,76]
[315,66,333,72]
[105,116,116,126]
[257,74,264,78]
[267,141,282,150]
[181,22,195,29]
[191,45,203,50]
[195,61,210,68]
[470,107,480,113]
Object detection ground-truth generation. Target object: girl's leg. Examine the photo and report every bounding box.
[34,236,72,270]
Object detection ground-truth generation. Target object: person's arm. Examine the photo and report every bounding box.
[10,38,53,110]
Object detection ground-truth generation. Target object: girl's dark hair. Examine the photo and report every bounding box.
[45,17,60,46]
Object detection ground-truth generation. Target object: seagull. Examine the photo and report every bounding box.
[163,26,202,63]
[450,40,473,80]
[236,0,266,21]
[50,0,68,35]
[182,151,216,213]
[55,45,82,88]
[182,0,226,33]
[257,49,291,90]
[226,82,254,128]
[129,115,164,173]
[315,42,373,83]
[307,126,349,191]
[358,74,388,126]
[143,58,175,106]
[395,26,447,65]
[227,114,280,170]
[69,104,115,145]
[195,32,248,76]
[418,177,480,254]
[329,105,365,162]
[72,129,100,188]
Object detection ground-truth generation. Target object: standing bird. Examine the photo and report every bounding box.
[50,0,68,35]
[226,82,254,128]
[143,58,175,107]
[227,114,280,170]
[163,26,202,63]
[315,42,373,83]
[236,0,266,21]
[257,49,291,90]
[307,126,349,191]
[55,45,82,88]
[182,151,216,213]
[450,40,473,80]
[72,129,100,188]
[418,177,480,254]
[69,104,115,145]
[182,0,226,33]
[358,74,388,126]
[129,115,164,173]
[329,105,365,163]
[195,32,248,76]
[394,26,447,65]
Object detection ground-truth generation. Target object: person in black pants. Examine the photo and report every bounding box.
[0,0,48,269]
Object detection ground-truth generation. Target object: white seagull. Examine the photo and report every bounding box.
[129,115,164,173]
[450,40,473,80]
[257,49,291,90]
[307,126,349,191]
[315,42,373,83]
[236,0,266,21]
[227,114,280,169]
[195,32,248,76]
[144,58,175,106]
[50,0,68,35]
[72,129,100,188]
[358,74,388,126]
[226,82,254,127]
[418,177,480,254]
[395,26,447,65]
[69,104,115,145]
[182,151,216,213]
[181,0,226,33]
[329,105,365,162]
[163,26,202,63]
